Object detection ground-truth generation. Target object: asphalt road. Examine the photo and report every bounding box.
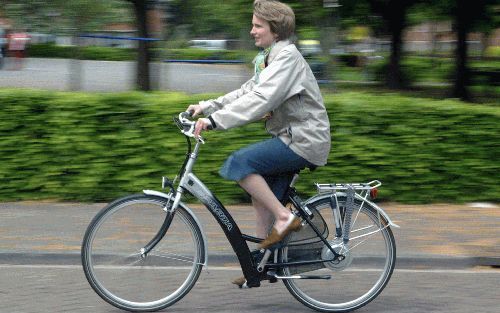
[0,201,498,313]
[0,58,251,94]
[0,264,498,313]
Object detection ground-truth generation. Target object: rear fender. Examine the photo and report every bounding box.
[304,193,400,228]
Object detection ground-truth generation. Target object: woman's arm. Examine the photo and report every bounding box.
[199,76,257,116]
[209,49,303,130]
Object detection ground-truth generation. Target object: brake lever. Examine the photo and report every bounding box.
[177,112,206,144]
[180,111,193,119]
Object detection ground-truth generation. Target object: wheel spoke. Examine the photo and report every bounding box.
[91,252,143,265]
[282,196,396,312]
[82,195,204,311]
[348,225,390,251]
[146,251,199,265]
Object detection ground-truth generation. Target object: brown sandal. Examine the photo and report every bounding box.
[258,215,302,249]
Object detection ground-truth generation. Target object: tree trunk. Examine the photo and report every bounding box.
[370,0,409,89]
[131,0,151,91]
[386,0,406,89]
[452,0,470,101]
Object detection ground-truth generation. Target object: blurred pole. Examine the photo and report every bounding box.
[452,0,471,101]
[155,0,176,91]
[130,0,151,91]
[321,0,341,90]
[69,31,83,91]
[149,1,161,91]
[157,0,167,91]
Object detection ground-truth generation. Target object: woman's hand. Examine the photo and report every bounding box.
[187,104,203,117]
[194,118,211,138]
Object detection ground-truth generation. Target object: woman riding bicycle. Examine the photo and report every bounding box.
[187,0,331,285]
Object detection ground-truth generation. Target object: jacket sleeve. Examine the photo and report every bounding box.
[199,76,257,116]
[210,49,303,130]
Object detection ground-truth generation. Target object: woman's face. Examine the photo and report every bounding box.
[250,15,278,48]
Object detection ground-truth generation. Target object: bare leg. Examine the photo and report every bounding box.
[252,197,274,238]
[231,174,298,285]
[238,174,292,234]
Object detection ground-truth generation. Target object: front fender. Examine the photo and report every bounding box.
[143,189,209,265]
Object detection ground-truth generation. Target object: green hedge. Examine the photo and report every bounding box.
[0,89,498,204]
[28,44,77,59]
[165,48,251,61]
[28,44,136,61]
[27,44,251,62]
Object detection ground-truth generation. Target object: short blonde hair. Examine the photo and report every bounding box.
[253,0,295,41]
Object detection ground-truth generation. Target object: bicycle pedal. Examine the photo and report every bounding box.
[238,280,260,289]
[239,281,250,289]
[266,271,278,283]
[273,274,331,280]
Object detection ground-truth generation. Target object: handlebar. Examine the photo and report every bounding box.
[180,111,193,119]
[173,111,209,143]
[174,111,196,138]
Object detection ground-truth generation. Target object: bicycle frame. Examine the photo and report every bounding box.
[82,112,398,312]
[156,140,338,284]
[154,133,264,287]
[142,113,397,287]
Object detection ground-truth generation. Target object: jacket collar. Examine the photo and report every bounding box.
[267,39,292,64]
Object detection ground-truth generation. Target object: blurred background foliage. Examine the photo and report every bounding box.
[1,0,132,34]
[1,0,499,98]
[0,89,498,204]
[0,1,498,203]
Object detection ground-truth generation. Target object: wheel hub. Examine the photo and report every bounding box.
[321,238,353,271]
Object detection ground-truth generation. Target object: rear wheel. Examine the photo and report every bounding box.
[81,194,205,312]
[281,196,396,312]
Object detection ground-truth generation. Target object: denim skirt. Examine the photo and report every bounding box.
[219,137,313,201]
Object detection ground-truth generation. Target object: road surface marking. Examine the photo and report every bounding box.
[0,264,498,274]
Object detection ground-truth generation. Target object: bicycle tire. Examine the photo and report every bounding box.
[81,194,205,312]
[281,195,396,312]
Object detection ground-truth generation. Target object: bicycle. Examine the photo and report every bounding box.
[81,112,399,312]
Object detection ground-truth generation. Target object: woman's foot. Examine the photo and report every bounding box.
[232,276,247,287]
[232,273,278,288]
[258,214,301,249]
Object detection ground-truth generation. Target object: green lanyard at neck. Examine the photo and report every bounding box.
[254,44,274,83]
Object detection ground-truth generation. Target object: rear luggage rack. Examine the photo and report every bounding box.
[316,180,381,200]
[316,180,381,193]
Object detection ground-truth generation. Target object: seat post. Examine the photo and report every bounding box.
[289,173,300,188]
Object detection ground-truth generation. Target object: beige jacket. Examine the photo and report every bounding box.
[199,40,331,166]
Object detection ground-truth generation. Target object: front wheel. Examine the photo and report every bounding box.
[281,195,396,312]
[81,194,205,312]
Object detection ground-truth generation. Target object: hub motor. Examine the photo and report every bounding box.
[321,238,353,271]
